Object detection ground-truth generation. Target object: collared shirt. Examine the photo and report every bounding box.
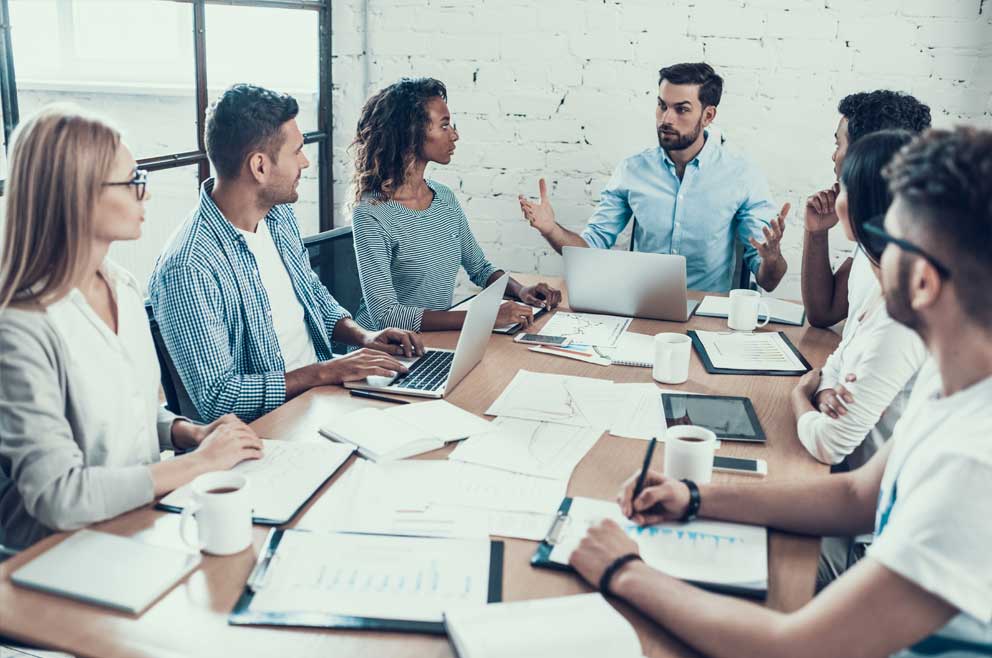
[0,260,178,548]
[148,178,350,423]
[580,132,778,292]
[352,180,499,331]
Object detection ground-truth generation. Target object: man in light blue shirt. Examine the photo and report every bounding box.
[519,62,789,292]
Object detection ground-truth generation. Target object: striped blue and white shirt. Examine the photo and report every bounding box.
[581,131,778,292]
[148,179,349,423]
[352,180,499,331]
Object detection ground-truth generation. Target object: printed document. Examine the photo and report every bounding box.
[695,330,806,371]
[539,312,631,347]
[485,370,619,428]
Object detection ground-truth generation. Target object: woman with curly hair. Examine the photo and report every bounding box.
[350,77,561,332]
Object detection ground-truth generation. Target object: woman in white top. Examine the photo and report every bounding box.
[0,106,263,550]
[791,130,927,470]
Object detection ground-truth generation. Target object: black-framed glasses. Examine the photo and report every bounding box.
[102,168,148,201]
[862,218,952,279]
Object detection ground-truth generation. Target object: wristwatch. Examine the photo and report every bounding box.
[679,479,701,522]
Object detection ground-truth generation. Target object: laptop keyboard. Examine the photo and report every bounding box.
[392,350,453,391]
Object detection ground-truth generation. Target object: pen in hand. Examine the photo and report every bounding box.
[630,437,658,523]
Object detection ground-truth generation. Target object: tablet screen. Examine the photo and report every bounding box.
[661,394,765,442]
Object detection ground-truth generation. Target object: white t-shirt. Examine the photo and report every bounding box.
[798,291,927,469]
[238,220,319,371]
[868,358,992,658]
[844,247,877,339]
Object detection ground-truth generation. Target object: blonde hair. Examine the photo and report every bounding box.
[0,104,121,309]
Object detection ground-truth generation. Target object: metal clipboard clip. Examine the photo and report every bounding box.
[543,510,572,546]
[246,543,280,593]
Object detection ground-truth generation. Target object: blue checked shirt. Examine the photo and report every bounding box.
[148,179,350,423]
[581,132,778,292]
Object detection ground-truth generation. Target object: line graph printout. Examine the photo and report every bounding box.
[549,497,767,588]
[449,417,601,480]
[248,531,491,622]
[540,312,631,347]
[485,370,618,428]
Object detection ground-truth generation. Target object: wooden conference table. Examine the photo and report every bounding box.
[0,276,840,658]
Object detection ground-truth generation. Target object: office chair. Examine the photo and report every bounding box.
[145,301,201,422]
[303,225,365,317]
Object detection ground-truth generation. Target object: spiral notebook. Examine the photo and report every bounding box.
[602,332,654,367]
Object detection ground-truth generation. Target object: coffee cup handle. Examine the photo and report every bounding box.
[756,302,771,328]
[180,502,203,551]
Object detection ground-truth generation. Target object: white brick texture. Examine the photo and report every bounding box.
[333,0,992,301]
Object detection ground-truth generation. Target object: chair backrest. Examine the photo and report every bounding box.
[145,300,201,422]
[303,225,364,316]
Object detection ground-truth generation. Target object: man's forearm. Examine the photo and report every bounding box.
[755,255,788,291]
[697,474,875,537]
[331,317,370,346]
[540,224,588,254]
[802,230,848,327]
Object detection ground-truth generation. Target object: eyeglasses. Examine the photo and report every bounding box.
[102,168,148,201]
[862,217,952,279]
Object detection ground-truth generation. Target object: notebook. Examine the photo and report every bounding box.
[444,593,644,658]
[319,400,495,461]
[601,331,655,367]
[158,439,354,525]
[11,529,201,614]
[230,528,504,634]
[694,295,807,327]
[532,497,768,598]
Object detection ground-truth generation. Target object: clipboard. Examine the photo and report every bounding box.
[688,330,812,376]
[230,529,505,634]
[531,498,767,600]
[449,295,549,335]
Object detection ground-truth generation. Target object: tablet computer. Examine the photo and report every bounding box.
[661,393,766,443]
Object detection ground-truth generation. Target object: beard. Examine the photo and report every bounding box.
[884,252,925,333]
[261,177,300,207]
[657,117,704,152]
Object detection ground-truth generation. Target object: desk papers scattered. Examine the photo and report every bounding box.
[444,593,644,658]
[694,330,807,372]
[539,312,631,347]
[159,439,353,524]
[485,370,621,429]
[449,417,600,480]
[609,383,666,441]
[246,530,492,623]
[319,400,494,461]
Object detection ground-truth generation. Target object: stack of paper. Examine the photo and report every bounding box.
[319,400,495,461]
[444,593,645,658]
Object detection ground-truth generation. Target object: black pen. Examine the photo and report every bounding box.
[632,437,658,505]
[349,390,410,405]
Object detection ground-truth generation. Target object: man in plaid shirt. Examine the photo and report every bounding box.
[149,84,423,422]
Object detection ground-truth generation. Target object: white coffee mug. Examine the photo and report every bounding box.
[653,333,692,385]
[663,425,717,483]
[727,289,771,331]
[179,472,252,556]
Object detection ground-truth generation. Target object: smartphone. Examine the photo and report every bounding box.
[513,333,572,346]
[713,455,767,476]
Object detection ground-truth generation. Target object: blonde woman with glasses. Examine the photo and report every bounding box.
[0,106,263,551]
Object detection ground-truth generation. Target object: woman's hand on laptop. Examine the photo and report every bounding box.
[518,282,562,309]
[363,328,424,358]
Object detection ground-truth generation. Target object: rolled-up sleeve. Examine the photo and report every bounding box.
[152,264,286,423]
[581,162,633,250]
[0,321,154,533]
[352,206,425,331]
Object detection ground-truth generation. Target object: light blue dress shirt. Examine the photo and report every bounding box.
[580,132,778,292]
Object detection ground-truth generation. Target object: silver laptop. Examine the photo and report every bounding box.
[562,247,698,322]
[345,274,508,398]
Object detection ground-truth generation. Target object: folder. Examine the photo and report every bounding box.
[688,330,812,376]
[531,497,768,599]
[230,529,504,634]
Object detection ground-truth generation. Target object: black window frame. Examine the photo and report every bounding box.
[0,0,335,232]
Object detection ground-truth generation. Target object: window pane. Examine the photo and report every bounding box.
[205,5,319,132]
[109,165,202,295]
[9,0,199,157]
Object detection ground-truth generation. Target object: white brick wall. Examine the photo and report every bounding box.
[332,0,992,300]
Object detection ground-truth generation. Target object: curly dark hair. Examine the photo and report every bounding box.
[206,84,299,180]
[351,77,448,203]
[838,90,931,143]
[658,63,723,108]
[883,127,992,327]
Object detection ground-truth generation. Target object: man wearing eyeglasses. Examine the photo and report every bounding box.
[568,127,992,658]
[149,84,424,423]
